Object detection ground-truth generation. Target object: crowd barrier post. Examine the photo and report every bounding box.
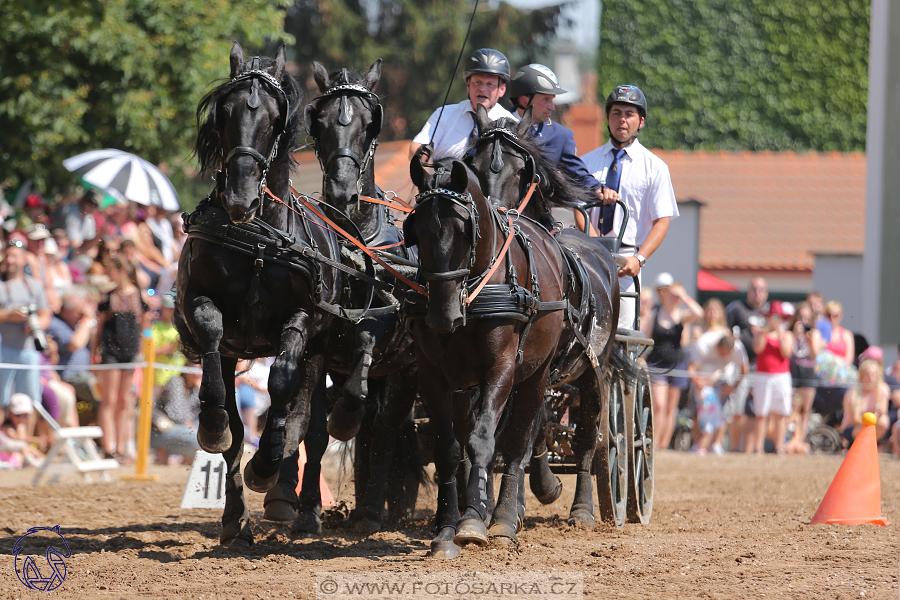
[122,331,160,482]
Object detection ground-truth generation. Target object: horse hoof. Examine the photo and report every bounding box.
[263,499,297,522]
[454,518,488,546]
[534,479,563,505]
[243,454,279,493]
[487,522,519,544]
[353,518,382,536]
[292,511,323,538]
[326,401,366,442]
[567,509,595,528]
[197,409,232,453]
[430,526,461,559]
[220,520,253,547]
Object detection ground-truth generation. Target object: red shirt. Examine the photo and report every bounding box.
[756,334,789,374]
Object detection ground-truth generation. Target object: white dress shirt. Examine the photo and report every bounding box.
[412,100,518,160]
[580,138,678,247]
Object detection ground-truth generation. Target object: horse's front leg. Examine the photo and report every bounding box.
[245,311,319,493]
[188,294,231,453]
[217,356,254,546]
[454,367,515,547]
[328,318,385,441]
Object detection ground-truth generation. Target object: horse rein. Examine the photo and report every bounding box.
[219,65,292,211]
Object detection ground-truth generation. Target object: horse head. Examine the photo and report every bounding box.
[467,104,592,223]
[196,42,302,224]
[307,60,383,212]
[408,157,483,334]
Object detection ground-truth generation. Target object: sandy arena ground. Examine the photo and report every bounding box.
[2,450,899,599]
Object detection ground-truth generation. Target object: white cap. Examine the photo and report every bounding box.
[653,272,674,288]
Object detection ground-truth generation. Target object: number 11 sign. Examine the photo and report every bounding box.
[180,450,227,509]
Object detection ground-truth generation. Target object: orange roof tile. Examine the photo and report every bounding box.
[653,150,866,272]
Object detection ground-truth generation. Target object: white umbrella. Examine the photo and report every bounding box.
[63,149,180,211]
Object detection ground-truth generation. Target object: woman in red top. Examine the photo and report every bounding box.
[749,301,794,454]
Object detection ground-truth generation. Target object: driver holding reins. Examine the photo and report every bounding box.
[409,48,519,161]
[579,85,679,330]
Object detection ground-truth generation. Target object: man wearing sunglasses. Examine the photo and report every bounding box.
[0,237,51,412]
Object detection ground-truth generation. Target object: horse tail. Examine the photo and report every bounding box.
[608,341,640,387]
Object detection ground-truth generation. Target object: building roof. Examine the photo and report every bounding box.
[295,144,867,274]
[654,150,867,273]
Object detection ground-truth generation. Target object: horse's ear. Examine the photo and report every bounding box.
[365,59,382,92]
[475,104,490,137]
[410,156,428,192]
[230,41,244,79]
[517,105,534,136]
[450,160,469,192]
[312,62,330,93]
[271,44,287,81]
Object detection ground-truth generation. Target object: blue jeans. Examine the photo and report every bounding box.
[0,346,41,409]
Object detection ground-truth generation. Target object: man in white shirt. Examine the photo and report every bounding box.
[578,85,679,330]
[409,48,519,161]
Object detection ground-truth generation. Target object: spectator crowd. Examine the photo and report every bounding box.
[642,274,900,457]
[0,188,269,470]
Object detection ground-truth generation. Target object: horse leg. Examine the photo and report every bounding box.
[188,295,231,453]
[487,368,551,544]
[293,374,328,536]
[217,356,254,546]
[328,319,381,441]
[568,371,602,527]
[354,373,418,534]
[419,373,463,559]
[529,403,563,504]
[245,311,317,493]
[454,373,515,547]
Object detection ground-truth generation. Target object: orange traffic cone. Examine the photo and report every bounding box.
[810,412,888,525]
[294,442,335,507]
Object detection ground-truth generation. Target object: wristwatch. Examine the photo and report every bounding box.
[636,254,647,268]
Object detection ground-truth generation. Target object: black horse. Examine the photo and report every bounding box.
[175,42,344,545]
[258,60,424,534]
[467,104,636,527]
[403,157,573,558]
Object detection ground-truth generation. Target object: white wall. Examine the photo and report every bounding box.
[813,254,865,334]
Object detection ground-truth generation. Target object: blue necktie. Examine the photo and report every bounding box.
[601,149,624,234]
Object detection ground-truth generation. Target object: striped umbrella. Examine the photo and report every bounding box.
[63,149,180,210]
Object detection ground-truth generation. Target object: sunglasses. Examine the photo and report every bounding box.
[828,313,840,319]
[6,239,24,248]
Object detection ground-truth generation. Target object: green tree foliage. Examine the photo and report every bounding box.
[285,0,569,141]
[597,0,869,151]
[0,0,292,193]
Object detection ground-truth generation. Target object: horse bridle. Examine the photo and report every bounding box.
[476,126,538,202]
[219,61,291,204]
[306,69,383,199]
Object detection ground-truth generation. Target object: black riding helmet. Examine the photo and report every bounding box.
[464,48,511,83]
[507,63,567,110]
[605,84,647,141]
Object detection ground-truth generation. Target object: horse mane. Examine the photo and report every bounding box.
[466,116,595,212]
[195,55,305,176]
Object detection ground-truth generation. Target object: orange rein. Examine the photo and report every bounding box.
[264,187,428,297]
[463,182,537,305]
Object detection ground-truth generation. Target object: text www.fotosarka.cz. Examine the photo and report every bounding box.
[315,572,583,599]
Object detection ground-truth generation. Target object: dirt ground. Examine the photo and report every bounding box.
[2,450,898,600]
